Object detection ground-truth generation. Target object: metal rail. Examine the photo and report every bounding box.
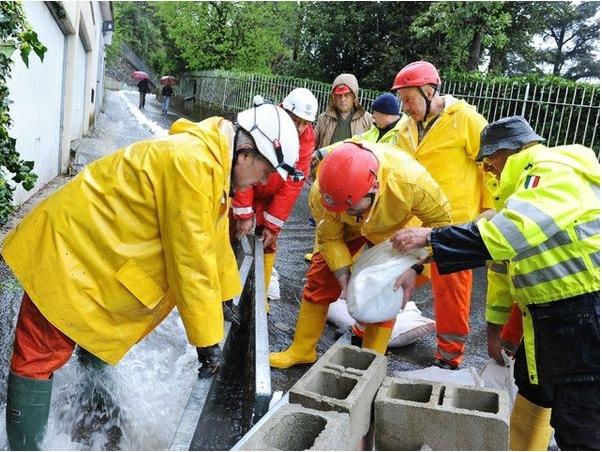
[169,234,272,450]
[176,70,599,153]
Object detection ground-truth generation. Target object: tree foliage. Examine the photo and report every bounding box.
[107,1,185,76]
[110,1,599,89]
[536,1,600,80]
[411,2,511,71]
[0,2,46,224]
[279,2,429,90]
[154,2,295,74]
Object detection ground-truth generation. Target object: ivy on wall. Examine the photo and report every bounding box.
[0,2,46,224]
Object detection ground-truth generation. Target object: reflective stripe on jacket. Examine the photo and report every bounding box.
[485,261,513,325]
[478,143,600,384]
[231,125,315,232]
[1,117,242,364]
[396,95,493,222]
[311,141,452,272]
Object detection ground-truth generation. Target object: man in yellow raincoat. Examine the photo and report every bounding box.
[1,101,300,450]
[391,60,493,369]
[270,141,452,369]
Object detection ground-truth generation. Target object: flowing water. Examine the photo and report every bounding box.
[0,308,198,450]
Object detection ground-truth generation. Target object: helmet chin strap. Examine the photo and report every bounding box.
[416,86,437,122]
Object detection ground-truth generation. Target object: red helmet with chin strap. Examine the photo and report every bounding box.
[318,143,379,213]
[391,61,441,90]
[391,61,441,121]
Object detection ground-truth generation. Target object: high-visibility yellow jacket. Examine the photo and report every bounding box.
[478,143,600,383]
[396,95,493,222]
[310,141,452,272]
[316,116,405,160]
[357,117,404,145]
[2,117,242,365]
[485,261,513,322]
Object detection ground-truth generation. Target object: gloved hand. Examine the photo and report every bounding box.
[197,344,223,378]
[223,299,241,327]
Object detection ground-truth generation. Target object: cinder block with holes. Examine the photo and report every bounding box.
[375,377,509,451]
[237,403,353,451]
[289,344,387,446]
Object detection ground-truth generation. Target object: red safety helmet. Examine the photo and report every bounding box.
[391,61,441,91]
[318,143,379,213]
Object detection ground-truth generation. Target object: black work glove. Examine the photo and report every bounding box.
[196,344,223,378]
[223,299,241,327]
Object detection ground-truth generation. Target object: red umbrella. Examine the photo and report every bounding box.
[161,75,178,86]
[132,71,150,80]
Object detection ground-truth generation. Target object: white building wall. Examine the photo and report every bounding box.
[7,2,65,205]
[6,1,112,205]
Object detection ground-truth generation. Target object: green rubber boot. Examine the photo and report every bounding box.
[6,372,53,451]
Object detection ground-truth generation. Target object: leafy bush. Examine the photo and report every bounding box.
[0,2,46,224]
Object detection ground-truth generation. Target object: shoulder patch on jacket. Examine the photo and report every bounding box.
[524,175,540,189]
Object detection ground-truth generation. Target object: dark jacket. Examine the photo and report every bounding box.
[138,79,150,93]
[162,85,173,97]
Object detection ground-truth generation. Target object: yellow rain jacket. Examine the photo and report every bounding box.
[2,117,242,364]
[396,95,493,222]
[311,141,452,272]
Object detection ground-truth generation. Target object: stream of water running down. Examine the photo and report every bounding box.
[0,311,198,450]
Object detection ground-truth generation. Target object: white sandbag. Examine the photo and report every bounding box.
[267,267,280,300]
[395,366,481,387]
[327,299,435,347]
[388,301,436,347]
[327,298,356,330]
[347,241,428,323]
[479,351,517,407]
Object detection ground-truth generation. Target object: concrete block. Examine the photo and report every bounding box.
[375,377,509,451]
[237,403,353,451]
[289,344,387,445]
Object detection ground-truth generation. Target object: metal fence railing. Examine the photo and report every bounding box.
[177,70,600,153]
[442,80,600,153]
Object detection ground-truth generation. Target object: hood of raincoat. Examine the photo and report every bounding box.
[325,73,367,118]
[169,117,235,177]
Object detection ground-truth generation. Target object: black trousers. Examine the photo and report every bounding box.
[514,291,600,450]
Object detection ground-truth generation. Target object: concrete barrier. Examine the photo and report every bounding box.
[289,344,387,446]
[375,377,509,450]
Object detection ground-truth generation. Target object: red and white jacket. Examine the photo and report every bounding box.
[232,125,315,233]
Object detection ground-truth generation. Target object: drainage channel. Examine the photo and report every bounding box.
[169,234,271,450]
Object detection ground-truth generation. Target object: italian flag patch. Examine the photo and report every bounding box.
[524,175,540,189]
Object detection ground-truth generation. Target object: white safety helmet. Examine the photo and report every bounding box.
[282,88,318,122]
[236,96,301,181]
